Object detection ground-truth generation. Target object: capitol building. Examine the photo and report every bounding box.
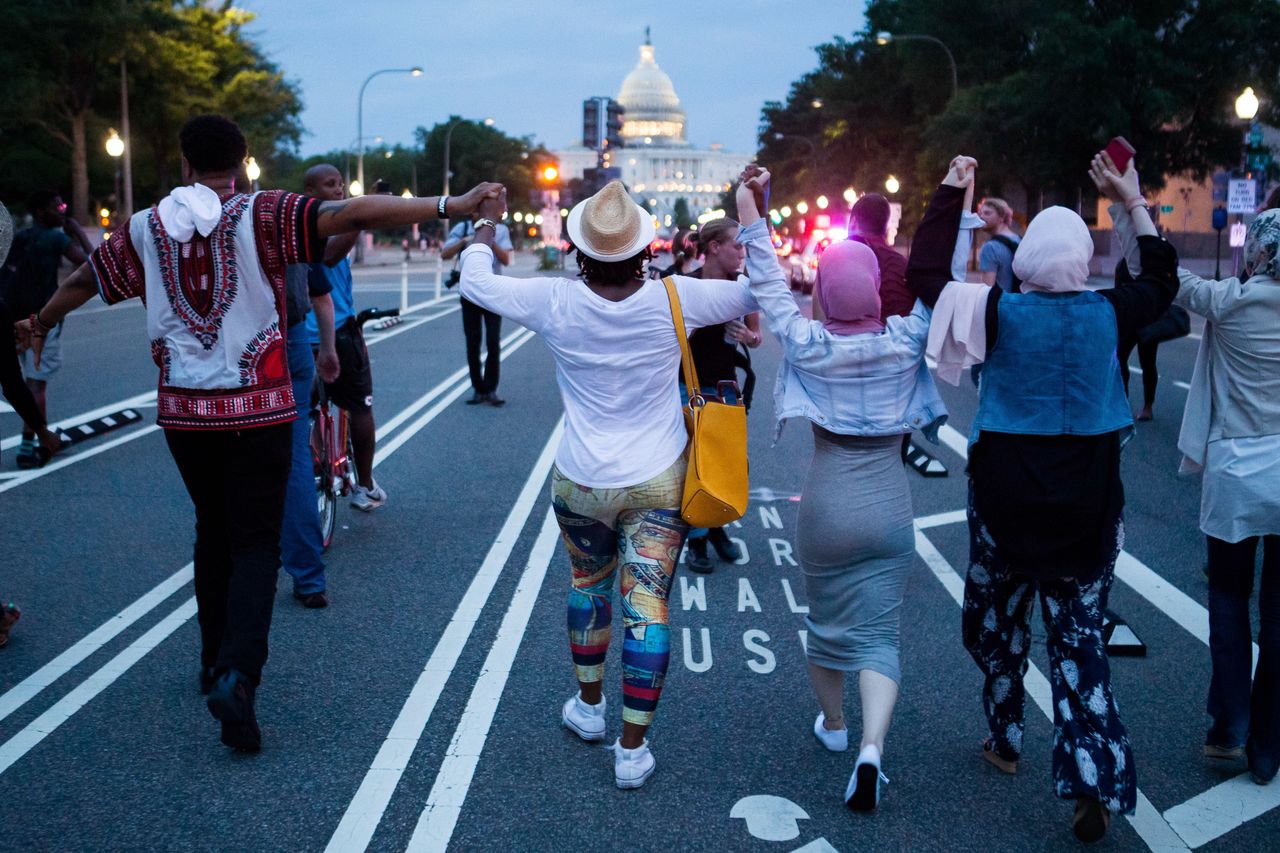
[555,35,749,228]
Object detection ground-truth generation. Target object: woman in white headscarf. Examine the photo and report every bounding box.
[905,154,1179,842]
[1118,206,1280,786]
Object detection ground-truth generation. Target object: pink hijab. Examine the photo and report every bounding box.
[815,240,884,335]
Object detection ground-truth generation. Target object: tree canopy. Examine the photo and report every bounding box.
[0,0,303,222]
[756,0,1280,227]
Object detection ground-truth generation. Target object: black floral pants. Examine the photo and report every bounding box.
[961,500,1137,815]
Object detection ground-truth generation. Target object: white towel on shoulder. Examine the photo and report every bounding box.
[926,280,992,385]
[156,183,223,242]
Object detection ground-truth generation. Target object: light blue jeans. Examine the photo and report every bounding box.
[280,324,326,594]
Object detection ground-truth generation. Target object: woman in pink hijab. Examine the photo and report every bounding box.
[736,166,946,812]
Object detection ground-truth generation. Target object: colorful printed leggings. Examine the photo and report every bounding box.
[552,456,689,727]
[961,499,1137,815]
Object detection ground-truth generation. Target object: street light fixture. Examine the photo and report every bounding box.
[105,129,125,159]
[350,180,365,197]
[875,31,958,101]
[245,157,261,191]
[811,98,824,109]
[843,187,857,204]
[796,201,810,215]
[885,175,901,194]
[816,195,829,209]
[356,66,424,204]
[1236,86,1260,121]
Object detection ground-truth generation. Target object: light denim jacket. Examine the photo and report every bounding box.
[737,218,948,442]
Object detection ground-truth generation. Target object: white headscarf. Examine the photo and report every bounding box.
[1011,206,1093,293]
[157,183,223,242]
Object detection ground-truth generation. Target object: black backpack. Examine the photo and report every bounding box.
[988,234,1022,292]
[0,228,39,315]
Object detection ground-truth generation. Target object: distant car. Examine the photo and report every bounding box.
[786,230,842,294]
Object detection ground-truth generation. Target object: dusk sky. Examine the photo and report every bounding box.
[240,1,867,157]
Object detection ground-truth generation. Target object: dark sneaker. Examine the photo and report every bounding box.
[293,590,329,609]
[707,528,743,563]
[487,393,506,407]
[206,669,261,753]
[686,538,713,574]
[465,391,486,405]
[0,602,20,648]
[1072,797,1111,843]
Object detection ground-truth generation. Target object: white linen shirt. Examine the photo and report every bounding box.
[459,242,759,488]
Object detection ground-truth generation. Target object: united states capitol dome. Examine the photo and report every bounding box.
[616,35,689,147]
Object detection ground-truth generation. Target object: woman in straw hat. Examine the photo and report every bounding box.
[459,181,758,789]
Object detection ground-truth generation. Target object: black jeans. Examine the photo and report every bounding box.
[1206,534,1280,781]
[461,297,502,394]
[165,423,292,684]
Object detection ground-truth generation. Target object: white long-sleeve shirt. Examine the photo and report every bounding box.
[460,242,758,487]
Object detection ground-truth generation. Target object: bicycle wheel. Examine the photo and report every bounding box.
[311,407,338,551]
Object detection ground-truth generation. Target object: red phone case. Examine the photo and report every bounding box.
[1105,137,1135,174]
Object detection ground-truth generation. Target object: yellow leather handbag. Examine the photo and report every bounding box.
[662,276,749,527]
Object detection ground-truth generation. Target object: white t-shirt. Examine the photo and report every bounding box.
[460,243,758,488]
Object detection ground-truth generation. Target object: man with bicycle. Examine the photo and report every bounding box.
[303,165,384,511]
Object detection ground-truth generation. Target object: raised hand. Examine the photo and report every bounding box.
[450,182,506,216]
[737,164,770,216]
[1089,152,1141,206]
[943,156,978,188]
[477,186,507,222]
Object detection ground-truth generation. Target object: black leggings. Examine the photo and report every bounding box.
[0,299,45,432]
[1117,336,1159,408]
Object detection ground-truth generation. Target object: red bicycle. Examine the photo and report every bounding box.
[311,307,398,549]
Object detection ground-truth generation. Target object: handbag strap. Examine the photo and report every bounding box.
[661,276,702,397]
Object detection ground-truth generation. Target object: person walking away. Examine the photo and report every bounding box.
[906,153,1177,842]
[18,113,501,752]
[977,196,1021,291]
[679,216,762,574]
[282,165,342,608]
[442,211,514,406]
[1134,206,1280,786]
[460,180,759,788]
[1,190,90,468]
[737,165,946,811]
[303,165,387,511]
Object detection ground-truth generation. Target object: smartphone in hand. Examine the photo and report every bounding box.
[1104,137,1136,175]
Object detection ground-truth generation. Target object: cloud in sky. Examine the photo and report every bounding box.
[240,0,866,156]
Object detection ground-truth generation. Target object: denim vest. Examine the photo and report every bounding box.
[972,291,1132,443]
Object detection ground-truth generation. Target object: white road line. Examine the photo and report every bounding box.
[325,419,564,853]
[1164,772,1280,849]
[0,564,194,725]
[937,423,969,460]
[0,596,198,776]
[915,509,968,529]
[913,530,1189,852]
[0,424,163,495]
[0,329,542,773]
[2,390,158,451]
[406,507,561,852]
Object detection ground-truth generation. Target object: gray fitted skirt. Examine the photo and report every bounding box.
[797,426,914,682]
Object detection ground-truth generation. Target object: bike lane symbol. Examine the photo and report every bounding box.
[730,795,839,852]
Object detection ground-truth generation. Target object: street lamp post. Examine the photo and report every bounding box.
[875,32,958,101]
[442,117,494,198]
[246,157,261,193]
[356,66,423,203]
[105,129,124,224]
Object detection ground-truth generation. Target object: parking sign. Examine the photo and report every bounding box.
[1227,179,1257,213]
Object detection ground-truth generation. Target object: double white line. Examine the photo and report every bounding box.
[0,325,537,777]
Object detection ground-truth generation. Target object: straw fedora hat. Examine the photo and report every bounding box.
[566,180,655,262]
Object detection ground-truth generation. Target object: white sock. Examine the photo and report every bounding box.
[857,743,881,767]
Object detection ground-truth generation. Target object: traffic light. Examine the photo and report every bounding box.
[583,98,601,150]
[605,99,624,151]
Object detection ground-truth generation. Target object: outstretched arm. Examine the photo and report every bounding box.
[906,156,975,308]
[314,182,502,239]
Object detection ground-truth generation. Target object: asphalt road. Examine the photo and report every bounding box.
[0,253,1274,852]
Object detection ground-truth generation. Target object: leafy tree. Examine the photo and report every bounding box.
[757,0,1280,229]
[672,197,693,229]
[416,118,550,210]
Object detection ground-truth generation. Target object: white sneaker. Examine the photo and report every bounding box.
[845,744,889,811]
[813,712,848,752]
[561,693,606,741]
[611,738,656,789]
[351,480,387,512]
